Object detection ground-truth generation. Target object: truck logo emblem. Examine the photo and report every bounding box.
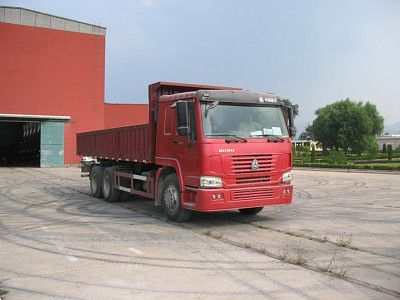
[218,149,235,153]
[251,159,259,170]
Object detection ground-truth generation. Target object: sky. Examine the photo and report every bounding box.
[2,0,400,133]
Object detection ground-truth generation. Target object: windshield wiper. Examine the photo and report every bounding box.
[253,134,285,142]
[206,134,248,143]
[225,136,248,143]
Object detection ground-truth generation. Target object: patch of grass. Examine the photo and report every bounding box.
[333,267,349,279]
[253,222,268,229]
[251,222,331,246]
[203,230,212,236]
[256,247,271,255]
[289,253,309,266]
[278,249,289,261]
[286,231,305,238]
[285,248,310,266]
[0,285,8,300]
[322,255,349,279]
[202,230,223,240]
[336,233,353,248]
[322,256,336,272]
[243,243,252,249]
[214,233,223,240]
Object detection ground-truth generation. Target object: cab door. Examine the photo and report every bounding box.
[159,104,174,157]
[172,100,200,188]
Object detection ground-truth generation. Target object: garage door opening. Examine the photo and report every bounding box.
[0,114,70,168]
[0,122,41,167]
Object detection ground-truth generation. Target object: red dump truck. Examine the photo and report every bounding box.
[77,81,295,221]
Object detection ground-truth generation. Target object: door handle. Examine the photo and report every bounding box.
[173,140,180,145]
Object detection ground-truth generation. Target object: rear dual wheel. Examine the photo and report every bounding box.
[102,167,121,202]
[90,166,120,202]
[90,166,104,198]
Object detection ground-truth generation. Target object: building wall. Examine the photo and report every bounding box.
[377,136,400,151]
[104,104,149,129]
[0,21,105,164]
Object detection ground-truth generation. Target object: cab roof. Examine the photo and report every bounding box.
[196,90,283,105]
[159,89,283,106]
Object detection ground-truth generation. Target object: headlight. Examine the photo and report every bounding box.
[282,172,292,183]
[200,176,222,188]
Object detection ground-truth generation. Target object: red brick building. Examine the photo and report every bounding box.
[0,7,148,167]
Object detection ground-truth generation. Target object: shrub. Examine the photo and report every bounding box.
[327,150,347,164]
[311,144,316,162]
[388,145,393,161]
[295,145,310,153]
[365,139,379,160]
[293,161,400,171]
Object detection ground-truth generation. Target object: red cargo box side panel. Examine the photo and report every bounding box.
[77,133,96,157]
[77,124,153,163]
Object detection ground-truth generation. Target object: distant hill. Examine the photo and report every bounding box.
[384,122,400,135]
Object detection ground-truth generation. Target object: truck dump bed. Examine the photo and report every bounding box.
[76,124,153,163]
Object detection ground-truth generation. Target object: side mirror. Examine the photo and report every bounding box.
[176,101,190,136]
[289,126,297,138]
[287,106,296,138]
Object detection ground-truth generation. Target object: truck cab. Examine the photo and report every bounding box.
[155,89,294,216]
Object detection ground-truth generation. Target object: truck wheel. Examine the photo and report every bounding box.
[102,167,120,202]
[238,207,263,215]
[90,166,104,198]
[162,174,192,222]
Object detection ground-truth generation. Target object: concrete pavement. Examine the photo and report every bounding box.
[0,168,399,299]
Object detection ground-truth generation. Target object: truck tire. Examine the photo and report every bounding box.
[102,167,121,202]
[162,174,192,222]
[90,166,104,198]
[238,207,263,215]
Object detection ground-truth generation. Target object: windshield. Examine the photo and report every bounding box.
[201,103,289,138]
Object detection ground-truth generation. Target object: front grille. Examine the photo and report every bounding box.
[236,176,271,184]
[231,154,277,175]
[232,188,275,201]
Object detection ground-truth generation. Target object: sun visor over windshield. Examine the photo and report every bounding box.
[196,90,284,106]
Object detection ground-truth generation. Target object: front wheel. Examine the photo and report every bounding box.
[162,174,192,222]
[238,207,263,215]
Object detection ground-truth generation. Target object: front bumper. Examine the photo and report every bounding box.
[182,184,293,212]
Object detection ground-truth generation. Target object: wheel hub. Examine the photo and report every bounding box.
[103,175,111,198]
[91,175,97,193]
[164,185,179,212]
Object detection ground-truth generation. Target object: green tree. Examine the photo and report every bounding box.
[366,136,379,159]
[382,143,387,153]
[364,102,384,135]
[309,98,384,154]
[298,124,314,140]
